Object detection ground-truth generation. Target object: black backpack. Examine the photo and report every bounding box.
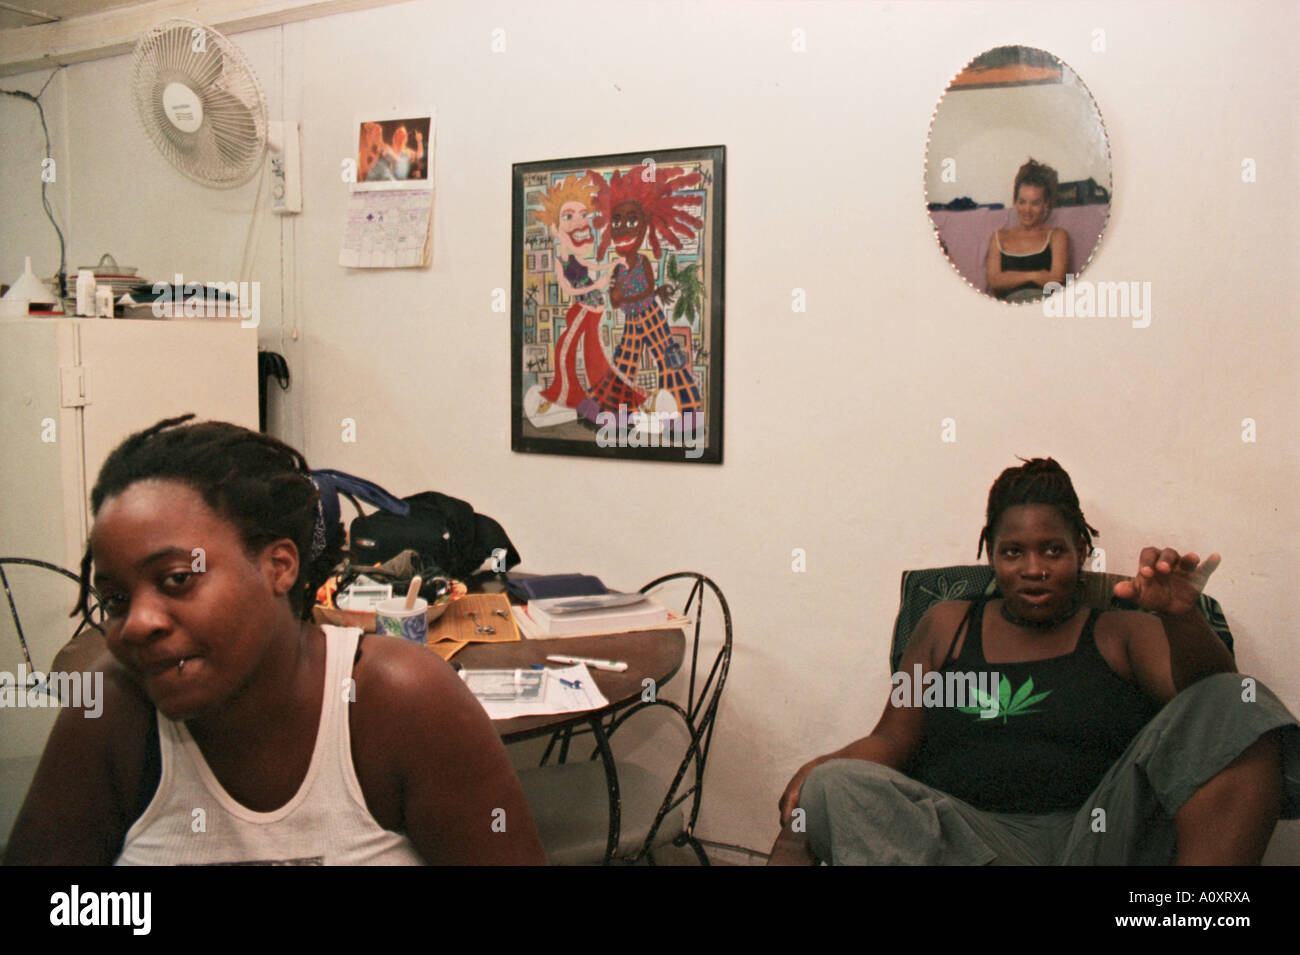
[349,491,521,580]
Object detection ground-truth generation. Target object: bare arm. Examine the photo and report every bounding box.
[1045,227,1069,287]
[1126,610,1235,708]
[353,639,545,865]
[986,231,1020,291]
[608,262,626,307]
[5,664,150,865]
[986,229,1068,292]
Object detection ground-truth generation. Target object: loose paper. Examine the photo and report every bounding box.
[339,189,433,268]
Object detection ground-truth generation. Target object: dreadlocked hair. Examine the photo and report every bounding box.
[977,457,1099,559]
[73,414,340,627]
[591,164,704,260]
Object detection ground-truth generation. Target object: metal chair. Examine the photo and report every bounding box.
[0,557,104,680]
[518,572,733,864]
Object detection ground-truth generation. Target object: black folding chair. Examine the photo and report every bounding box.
[518,572,733,864]
[0,558,103,684]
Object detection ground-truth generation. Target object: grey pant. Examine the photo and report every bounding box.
[800,672,1300,865]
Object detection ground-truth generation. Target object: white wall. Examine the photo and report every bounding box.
[3,0,1297,861]
[925,79,1113,205]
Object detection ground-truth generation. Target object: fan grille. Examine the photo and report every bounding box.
[131,18,268,188]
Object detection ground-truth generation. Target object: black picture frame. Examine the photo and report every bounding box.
[511,145,725,464]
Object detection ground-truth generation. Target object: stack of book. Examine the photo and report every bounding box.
[512,592,682,639]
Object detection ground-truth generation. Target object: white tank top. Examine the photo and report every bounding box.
[116,625,424,865]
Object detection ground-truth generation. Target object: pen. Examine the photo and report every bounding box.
[546,654,629,672]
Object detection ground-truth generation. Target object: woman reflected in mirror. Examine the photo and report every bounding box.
[986,159,1069,303]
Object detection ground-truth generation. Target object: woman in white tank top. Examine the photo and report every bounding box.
[5,416,545,865]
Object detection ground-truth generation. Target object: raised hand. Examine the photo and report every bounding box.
[1113,548,1220,616]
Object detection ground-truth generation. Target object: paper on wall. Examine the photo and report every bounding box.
[339,189,433,268]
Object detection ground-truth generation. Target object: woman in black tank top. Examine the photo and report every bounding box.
[779,457,1287,864]
[986,158,1069,301]
[908,594,1159,814]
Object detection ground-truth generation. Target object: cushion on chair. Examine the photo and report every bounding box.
[889,565,1234,672]
[517,760,687,865]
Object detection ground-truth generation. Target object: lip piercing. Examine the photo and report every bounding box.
[177,658,186,673]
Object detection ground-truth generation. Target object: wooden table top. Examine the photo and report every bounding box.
[455,627,687,741]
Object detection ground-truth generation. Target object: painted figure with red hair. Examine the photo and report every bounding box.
[588,165,705,420]
[525,173,624,426]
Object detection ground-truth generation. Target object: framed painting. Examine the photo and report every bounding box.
[511,145,725,463]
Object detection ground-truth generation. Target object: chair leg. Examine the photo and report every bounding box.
[587,713,621,865]
[687,835,710,866]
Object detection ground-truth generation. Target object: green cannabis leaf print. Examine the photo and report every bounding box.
[956,675,1052,724]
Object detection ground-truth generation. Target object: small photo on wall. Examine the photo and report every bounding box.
[354,114,433,191]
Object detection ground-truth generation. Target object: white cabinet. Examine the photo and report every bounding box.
[0,317,257,844]
[1,317,258,569]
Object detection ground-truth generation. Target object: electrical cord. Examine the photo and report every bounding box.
[259,349,290,389]
[256,349,290,432]
[2,68,67,297]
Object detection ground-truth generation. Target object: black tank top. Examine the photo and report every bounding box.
[908,596,1159,813]
[1000,244,1053,272]
[997,235,1053,298]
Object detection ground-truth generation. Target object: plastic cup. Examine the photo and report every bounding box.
[375,597,428,645]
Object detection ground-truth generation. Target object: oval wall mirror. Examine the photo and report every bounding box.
[925,45,1112,304]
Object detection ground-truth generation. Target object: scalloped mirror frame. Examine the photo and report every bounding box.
[924,45,1113,306]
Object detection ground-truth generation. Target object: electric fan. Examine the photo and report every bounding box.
[130,18,268,189]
